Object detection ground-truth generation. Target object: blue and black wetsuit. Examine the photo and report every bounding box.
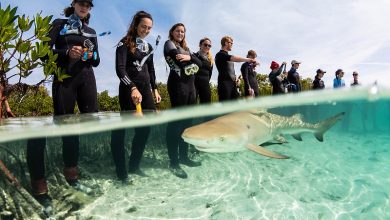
[194,52,213,103]
[111,40,157,179]
[27,18,100,194]
[241,62,259,97]
[215,50,239,101]
[164,40,201,166]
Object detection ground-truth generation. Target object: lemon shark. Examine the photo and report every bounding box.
[182,110,345,159]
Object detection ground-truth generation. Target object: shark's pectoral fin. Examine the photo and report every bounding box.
[246,144,289,159]
[292,134,302,141]
[314,132,324,142]
[274,135,288,143]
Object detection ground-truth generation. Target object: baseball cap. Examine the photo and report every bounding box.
[316,69,326,74]
[291,60,301,65]
[75,0,93,7]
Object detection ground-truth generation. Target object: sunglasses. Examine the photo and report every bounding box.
[203,44,212,48]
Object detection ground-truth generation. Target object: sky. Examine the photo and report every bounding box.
[3,0,390,96]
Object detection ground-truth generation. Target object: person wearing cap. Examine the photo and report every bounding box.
[215,36,257,101]
[312,69,326,90]
[333,69,346,88]
[26,0,98,212]
[287,60,302,92]
[268,61,287,95]
[240,50,260,97]
[351,71,360,86]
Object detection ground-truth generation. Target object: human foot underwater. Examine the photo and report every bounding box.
[182,110,345,159]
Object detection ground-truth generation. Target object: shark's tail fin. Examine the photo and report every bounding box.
[314,112,345,142]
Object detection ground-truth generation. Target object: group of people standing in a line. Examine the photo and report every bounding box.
[268,60,361,94]
[21,0,362,215]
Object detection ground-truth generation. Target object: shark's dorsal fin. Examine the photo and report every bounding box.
[246,144,289,159]
[292,134,303,141]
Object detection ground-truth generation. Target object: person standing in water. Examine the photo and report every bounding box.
[351,71,360,86]
[111,11,161,183]
[312,69,326,90]
[164,23,202,179]
[269,61,287,95]
[215,36,257,101]
[194,37,213,103]
[240,50,260,97]
[26,0,99,213]
[333,69,345,88]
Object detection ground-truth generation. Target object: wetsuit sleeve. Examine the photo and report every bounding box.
[87,30,100,67]
[116,43,136,89]
[147,49,157,90]
[164,41,191,68]
[190,53,202,67]
[47,19,68,62]
[241,63,251,89]
[276,63,285,76]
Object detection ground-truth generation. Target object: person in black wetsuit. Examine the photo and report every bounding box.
[240,50,260,97]
[215,36,257,101]
[269,61,287,95]
[312,69,326,90]
[26,0,98,212]
[110,11,161,183]
[287,60,302,92]
[194,37,213,103]
[164,23,202,179]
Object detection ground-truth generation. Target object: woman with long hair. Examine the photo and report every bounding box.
[164,23,202,178]
[111,11,161,183]
[26,0,99,213]
[194,37,213,103]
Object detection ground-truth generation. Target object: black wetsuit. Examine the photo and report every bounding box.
[241,62,259,97]
[215,50,239,101]
[27,18,100,194]
[164,40,201,166]
[194,52,213,103]
[312,76,325,90]
[111,40,157,179]
[287,67,301,92]
[269,64,286,95]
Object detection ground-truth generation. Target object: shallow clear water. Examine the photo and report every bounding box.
[1,86,389,219]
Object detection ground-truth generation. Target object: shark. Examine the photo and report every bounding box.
[182,110,345,159]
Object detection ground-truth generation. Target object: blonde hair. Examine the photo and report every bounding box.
[199,37,214,65]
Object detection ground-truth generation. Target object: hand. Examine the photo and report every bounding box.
[131,88,142,105]
[87,51,93,60]
[248,88,254,97]
[154,89,161,104]
[176,54,191,62]
[68,46,83,59]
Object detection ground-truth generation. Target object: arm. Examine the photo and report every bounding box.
[116,43,136,90]
[147,52,157,90]
[231,55,254,63]
[44,19,68,62]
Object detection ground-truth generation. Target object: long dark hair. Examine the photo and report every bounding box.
[168,23,188,51]
[122,11,153,54]
[63,1,91,24]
